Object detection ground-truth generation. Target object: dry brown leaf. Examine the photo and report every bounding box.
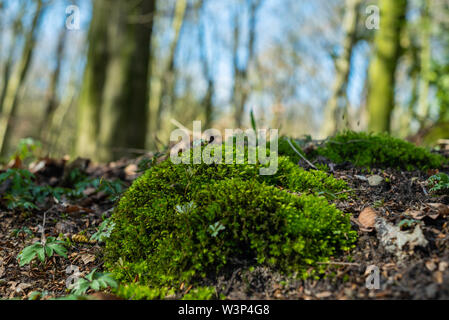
[439,261,448,272]
[405,209,425,220]
[426,203,449,218]
[315,291,332,299]
[434,271,444,284]
[425,261,437,272]
[358,207,377,229]
[80,254,96,265]
[125,164,138,177]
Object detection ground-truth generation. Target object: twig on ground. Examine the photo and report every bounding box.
[317,261,361,267]
[286,138,317,170]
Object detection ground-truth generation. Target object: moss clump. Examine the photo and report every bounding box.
[317,131,446,170]
[105,150,356,289]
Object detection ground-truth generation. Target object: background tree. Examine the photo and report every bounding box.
[323,0,362,137]
[0,0,45,156]
[231,0,262,128]
[366,0,408,133]
[77,0,156,162]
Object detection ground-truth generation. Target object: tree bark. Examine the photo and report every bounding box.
[96,0,156,162]
[367,0,408,133]
[75,0,111,159]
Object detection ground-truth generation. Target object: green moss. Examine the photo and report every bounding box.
[317,131,446,170]
[114,284,176,300]
[105,148,356,289]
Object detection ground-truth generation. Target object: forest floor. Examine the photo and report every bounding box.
[1,149,449,300]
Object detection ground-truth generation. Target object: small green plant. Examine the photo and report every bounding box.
[11,226,33,238]
[28,291,50,300]
[398,219,421,230]
[208,221,226,237]
[90,217,116,243]
[0,169,65,211]
[97,178,126,201]
[428,172,449,194]
[64,172,125,201]
[317,131,446,170]
[11,138,42,164]
[71,269,118,295]
[17,237,67,267]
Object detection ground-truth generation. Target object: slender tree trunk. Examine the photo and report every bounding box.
[323,0,362,137]
[0,0,44,156]
[155,0,187,133]
[39,28,67,142]
[367,0,408,133]
[75,0,111,158]
[198,0,215,128]
[0,3,26,115]
[232,0,262,128]
[417,0,431,124]
[96,0,156,162]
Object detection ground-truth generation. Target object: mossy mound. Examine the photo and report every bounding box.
[105,148,355,289]
[317,131,446,170]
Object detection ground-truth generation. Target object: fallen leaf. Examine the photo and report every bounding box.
[315,291,332,299]
[358,207,377,229]
[80,254,96,265]
[434,271,444,284]
[405,209,425,220]
[439,261,448,272]
[15,283,32,293]
[426,203,449,218]
[125,164,138,177]
[425,261,437,272]
[368,175,384,186]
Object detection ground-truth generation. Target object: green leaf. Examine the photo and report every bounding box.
[47,243,67,258]
[90,280,100,291]
[36,246,45,262]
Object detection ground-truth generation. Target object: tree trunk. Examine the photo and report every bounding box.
[75,0,111,158]
[155,0,187,133]
[198,0,215,128]
[0,3,26,115]
[323,0,362,137]
[39,28,67,143]
[367,0,407,133]
[417,0,431,124]
[0,0,44,156]
[96,0,156,162]
[232,0,262,128]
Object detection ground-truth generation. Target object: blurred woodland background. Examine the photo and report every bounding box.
[0,0,448,162]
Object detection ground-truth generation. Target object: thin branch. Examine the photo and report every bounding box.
[286,138,317,170]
